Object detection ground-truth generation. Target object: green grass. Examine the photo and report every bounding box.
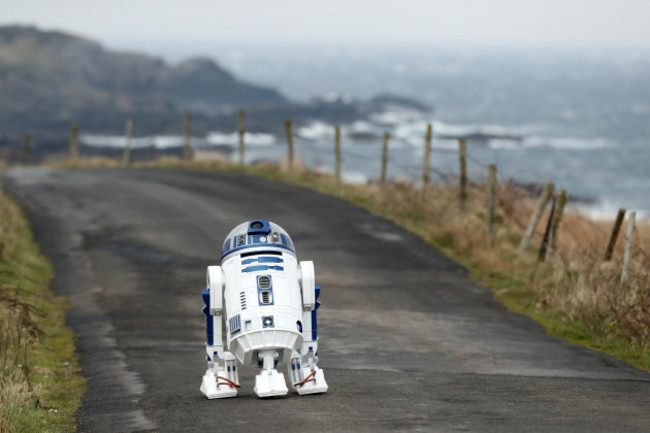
[0,191,85,433]
[483,270,650,372]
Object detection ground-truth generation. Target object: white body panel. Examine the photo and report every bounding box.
[222,252,304,366]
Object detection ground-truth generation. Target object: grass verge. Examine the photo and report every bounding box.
[0,189,85,432]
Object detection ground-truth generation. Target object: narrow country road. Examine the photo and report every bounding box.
[3,167,650,433]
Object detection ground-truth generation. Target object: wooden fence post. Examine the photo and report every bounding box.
[604,208,626,261]
[380,132,389,185]
[538,198,557,262]
[183,112,192,162]
[284,119,294,171]
[70,124,79,160]
[486,164,497,243]
[21,133,31,165]
[621,211,637,283]
[238,110,245,165]
[518,182,555,254]
[545,189,567,261]
[459,138,467,209]
[335,125,341,182]
[123,118,133,166]
[422,123,432,186]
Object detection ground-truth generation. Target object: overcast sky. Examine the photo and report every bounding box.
[3,0,650,49]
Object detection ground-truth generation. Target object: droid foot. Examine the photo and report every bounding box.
[293,366,328,395]
[254,369,288,398]
[200,369,239,399]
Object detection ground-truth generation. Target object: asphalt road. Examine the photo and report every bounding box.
[3,167,650,433]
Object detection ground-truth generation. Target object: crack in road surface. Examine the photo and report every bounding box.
[3,167,650,433]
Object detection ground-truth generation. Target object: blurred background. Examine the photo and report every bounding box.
[2,0,650,216]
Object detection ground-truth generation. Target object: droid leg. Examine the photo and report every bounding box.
[201,352,240,399]
[290,340,328,395]
[201,266,240,399]
[290,282,327,394]
[253,350,288,398]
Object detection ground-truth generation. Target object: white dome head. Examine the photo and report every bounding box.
[220,220,296,262]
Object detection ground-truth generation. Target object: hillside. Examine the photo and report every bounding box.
[0,26,286,131]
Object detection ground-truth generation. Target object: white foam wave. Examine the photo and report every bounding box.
[298,122,334,140]
[521,136,609,150]
[575,201,648,221]
[368,109,430,125]
[349,120,379,134]
[342,171,369,184]
[81,134,185,149]
[488,139,521,149]
[206,131,276,146]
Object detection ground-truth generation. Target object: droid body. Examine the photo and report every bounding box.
[200,220,328,398]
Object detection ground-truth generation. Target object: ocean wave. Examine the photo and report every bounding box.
[520,136,610,150]
[298,122,334,140]
[488,139,521,149]
[368,108,432,125]
[81,134,185,149]
[206,131,276,146]
[81,132,276,149]
[575,201,648,221]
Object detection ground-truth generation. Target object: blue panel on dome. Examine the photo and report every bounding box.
[248,220,271,235]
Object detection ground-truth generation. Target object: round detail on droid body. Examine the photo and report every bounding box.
[262,316,274,328]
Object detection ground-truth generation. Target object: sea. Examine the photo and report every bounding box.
[84,44,650,218]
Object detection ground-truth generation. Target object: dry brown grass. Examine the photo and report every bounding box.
[382,180,650,353]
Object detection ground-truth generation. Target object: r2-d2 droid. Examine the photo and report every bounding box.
[200,220,328,398]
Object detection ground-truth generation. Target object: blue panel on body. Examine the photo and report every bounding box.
[242,265,284,273]
[257,275,275,306]
[202,289,210,307]
[242,256,284,265]
[260,256,283,263]
[310,285,321,340]
[311,309,318,341]
[202,289,214,345]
